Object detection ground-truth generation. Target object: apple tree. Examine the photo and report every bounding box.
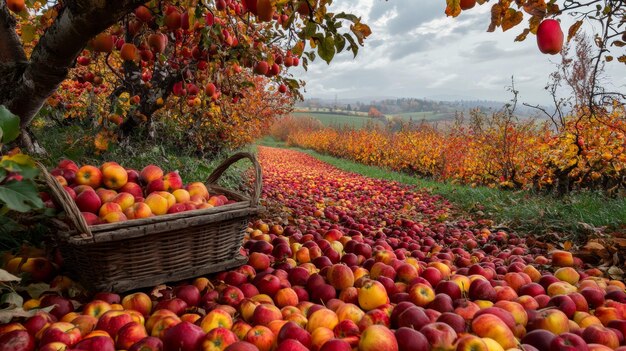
[0,0,371,152]
[446,0,625,99]
[446,0,626,194]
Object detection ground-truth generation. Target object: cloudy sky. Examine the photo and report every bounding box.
[291,0,626,106]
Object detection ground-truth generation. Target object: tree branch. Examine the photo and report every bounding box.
[0,1,27,64]
[2,0,145,129]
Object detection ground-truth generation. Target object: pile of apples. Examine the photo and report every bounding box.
[2,147,626,351]
[42,160,234,225]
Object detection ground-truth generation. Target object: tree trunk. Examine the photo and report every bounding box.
[118,64,180,138]
[0,0,145,136]
[19,129,47,155]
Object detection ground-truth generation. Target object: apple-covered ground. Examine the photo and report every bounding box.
[2,146,626,351]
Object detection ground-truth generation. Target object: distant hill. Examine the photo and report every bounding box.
[296,96,549,120]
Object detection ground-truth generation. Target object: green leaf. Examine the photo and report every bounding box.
[334,33,346,52]
[0,106,20,143]
[304,22,317,39]
[343,34,359,57]
[318,36,336,64]
[302,56,309,70]
[0,154,39,179]
[0,180,44,212]
[335,12,359,22]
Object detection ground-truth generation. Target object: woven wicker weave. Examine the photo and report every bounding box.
[40,152,261,292]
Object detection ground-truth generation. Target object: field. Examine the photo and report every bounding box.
[291,111,384,128]
[291,111,456,130]
[390,111,455,122]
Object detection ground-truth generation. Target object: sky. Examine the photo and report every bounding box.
[290,0,626,106]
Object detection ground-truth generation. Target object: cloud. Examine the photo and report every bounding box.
[465,41,505,61]
[292,1,626,106]
[381,1,443,35]
[428,74,459,88]
[387,36,432,60]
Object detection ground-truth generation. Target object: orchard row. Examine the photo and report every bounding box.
[1,147,626,351]
[274,105,626,192]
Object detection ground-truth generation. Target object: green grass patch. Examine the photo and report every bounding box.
[291,112,384,129]
[258,137,626,241]
[391,111,454,121]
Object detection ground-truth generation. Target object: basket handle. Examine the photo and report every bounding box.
[36,162,93,239]
[206,152,262,206]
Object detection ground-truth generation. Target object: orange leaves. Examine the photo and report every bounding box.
[501,9,523,32]
[567,20,584,43]
[445,0,462,18]
[350,21,372,45]
[278,104,626,192]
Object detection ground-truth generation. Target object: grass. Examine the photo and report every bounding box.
[391,111,454,122]
[291,112,384,129]
[258,137,626,241]
[291,110,456,130]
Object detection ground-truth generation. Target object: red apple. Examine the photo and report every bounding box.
[582,325,620,349]
[396,306,430,330]
[521,329,557,351]
[162,321,206,351]
[277,321,312,348]
[537,19,564,55]
[436,312,466,334]
[116,321,148,350]
[154,298,188,316]
[40,322,82,347]
[550,332,589,351]
[174,285,201,307]
[129,336,164,351]
[319,339,352,351]
[93,292,121,305]
[419,322,457,350]
[394,327,428,351]
[75,189,102,214]
[225,341,260,351]
[0,330,35,351]
[39,295,74,320]
[358,325,398,351]
[74,335,115,351]
[202,327,238,351]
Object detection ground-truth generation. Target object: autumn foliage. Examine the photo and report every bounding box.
[276,104,626,193]
[48,73,292,154]
[2,0,371,155]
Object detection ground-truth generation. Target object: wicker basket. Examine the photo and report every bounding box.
[40,152,261,292]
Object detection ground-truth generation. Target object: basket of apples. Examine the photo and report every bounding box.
[38,152,261,292]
